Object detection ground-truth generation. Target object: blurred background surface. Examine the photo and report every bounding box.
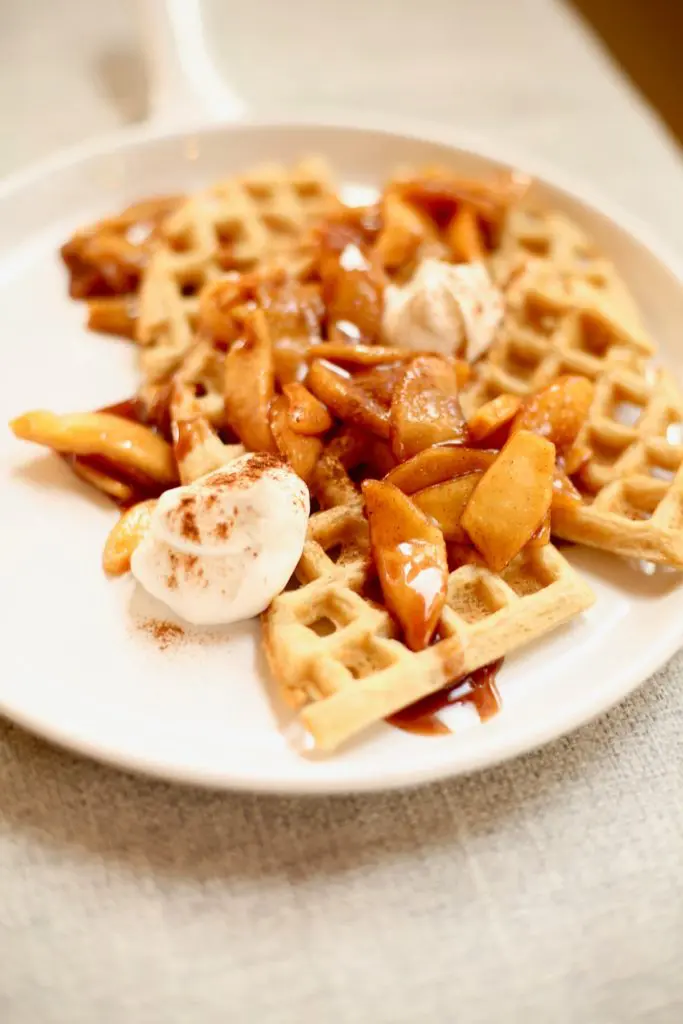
[1,0,681,164]
[1,0,681,241]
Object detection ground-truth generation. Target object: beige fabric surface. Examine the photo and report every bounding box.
[1,1,683,1022]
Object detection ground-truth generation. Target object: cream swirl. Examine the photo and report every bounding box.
[383,259,504,362]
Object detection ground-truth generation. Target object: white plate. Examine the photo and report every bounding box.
[1,116,683,793]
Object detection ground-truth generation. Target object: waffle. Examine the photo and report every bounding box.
[172,339,226,428]
[552,367,683,565]
[263,465,594,752]
[137,157,339,382]
[492,207,645,331]
[463,259,655,414]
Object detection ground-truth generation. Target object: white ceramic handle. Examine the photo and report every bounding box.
[139,0,246,126]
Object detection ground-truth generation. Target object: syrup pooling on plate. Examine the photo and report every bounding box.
[18,153,683,755]
[388,659,503,736]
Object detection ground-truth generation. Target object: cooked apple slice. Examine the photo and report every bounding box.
[461,430,555,571]
[362,479,448,651]
[551,467,583,511]
[563,442,592,476]
[373,190,434,270]
[283,382,333,436]
[452,359,473,389]
[224,308,277,453]
[319,238,385,343]
[390,355,468,461]
[412,473,483,542]
[528,512,551,548]
[385,442,496,494]
[307,342,414,366]
[10,410,177,486]
[307,359,390,438]
[467,394,522,444]
[445,204,485,263]
[511,375,594,452]
[353,363,406,408]
[102,499,157,576]
[270,394,322,484]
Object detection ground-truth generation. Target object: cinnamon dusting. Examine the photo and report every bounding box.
[166,550,180,590]
[140,618,184,650]
[175,494,201,543]
[210,452,286,489]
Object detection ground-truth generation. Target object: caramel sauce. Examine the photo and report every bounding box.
[388,659,503,736]
[173,418,205,465]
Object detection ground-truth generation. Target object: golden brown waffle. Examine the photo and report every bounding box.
[137,157,339,382]
[552,367,683,565]
[464,260,655,414]
[492,207,644,330]
[172,339,226,428]
[263,466,594,752]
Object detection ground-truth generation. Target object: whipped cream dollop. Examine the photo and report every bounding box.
[131,453,309,625]
[382,259,504,362]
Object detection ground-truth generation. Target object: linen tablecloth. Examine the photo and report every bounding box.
[1,1,682,1021]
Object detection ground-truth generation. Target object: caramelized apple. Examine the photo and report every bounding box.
[563,442,592,477]
[461,430,555,571]
[528,512,551,548]
[396,170,529,238]
[353,363,406,408]
[223,308,276,452]
[199,275,257,347]
[511,376,594,452]
[373,191,434,270]
[319,235,385,343]
[412,473,483,542]
[307,342,414,366]
[362,479,447,651]
[467,394,522,444]
[551,467,583,511]
[272,337,310,388]
[270,394,322,484]
[445,204,485,263]
[453,359,473,389]
[265,280,324,387]
[385,443,496,494]
[307,359,390,438]
[102,499,157,576]
[283,382,333,436]
[390,355,468,461]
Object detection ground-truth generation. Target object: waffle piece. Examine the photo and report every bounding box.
[492,207,645,331]
[137,158,339,382]
[552,367,683,565]
[170,381,244,485]
[463,261,655,414]
[263,475,594,752]
[173,339,226,428]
